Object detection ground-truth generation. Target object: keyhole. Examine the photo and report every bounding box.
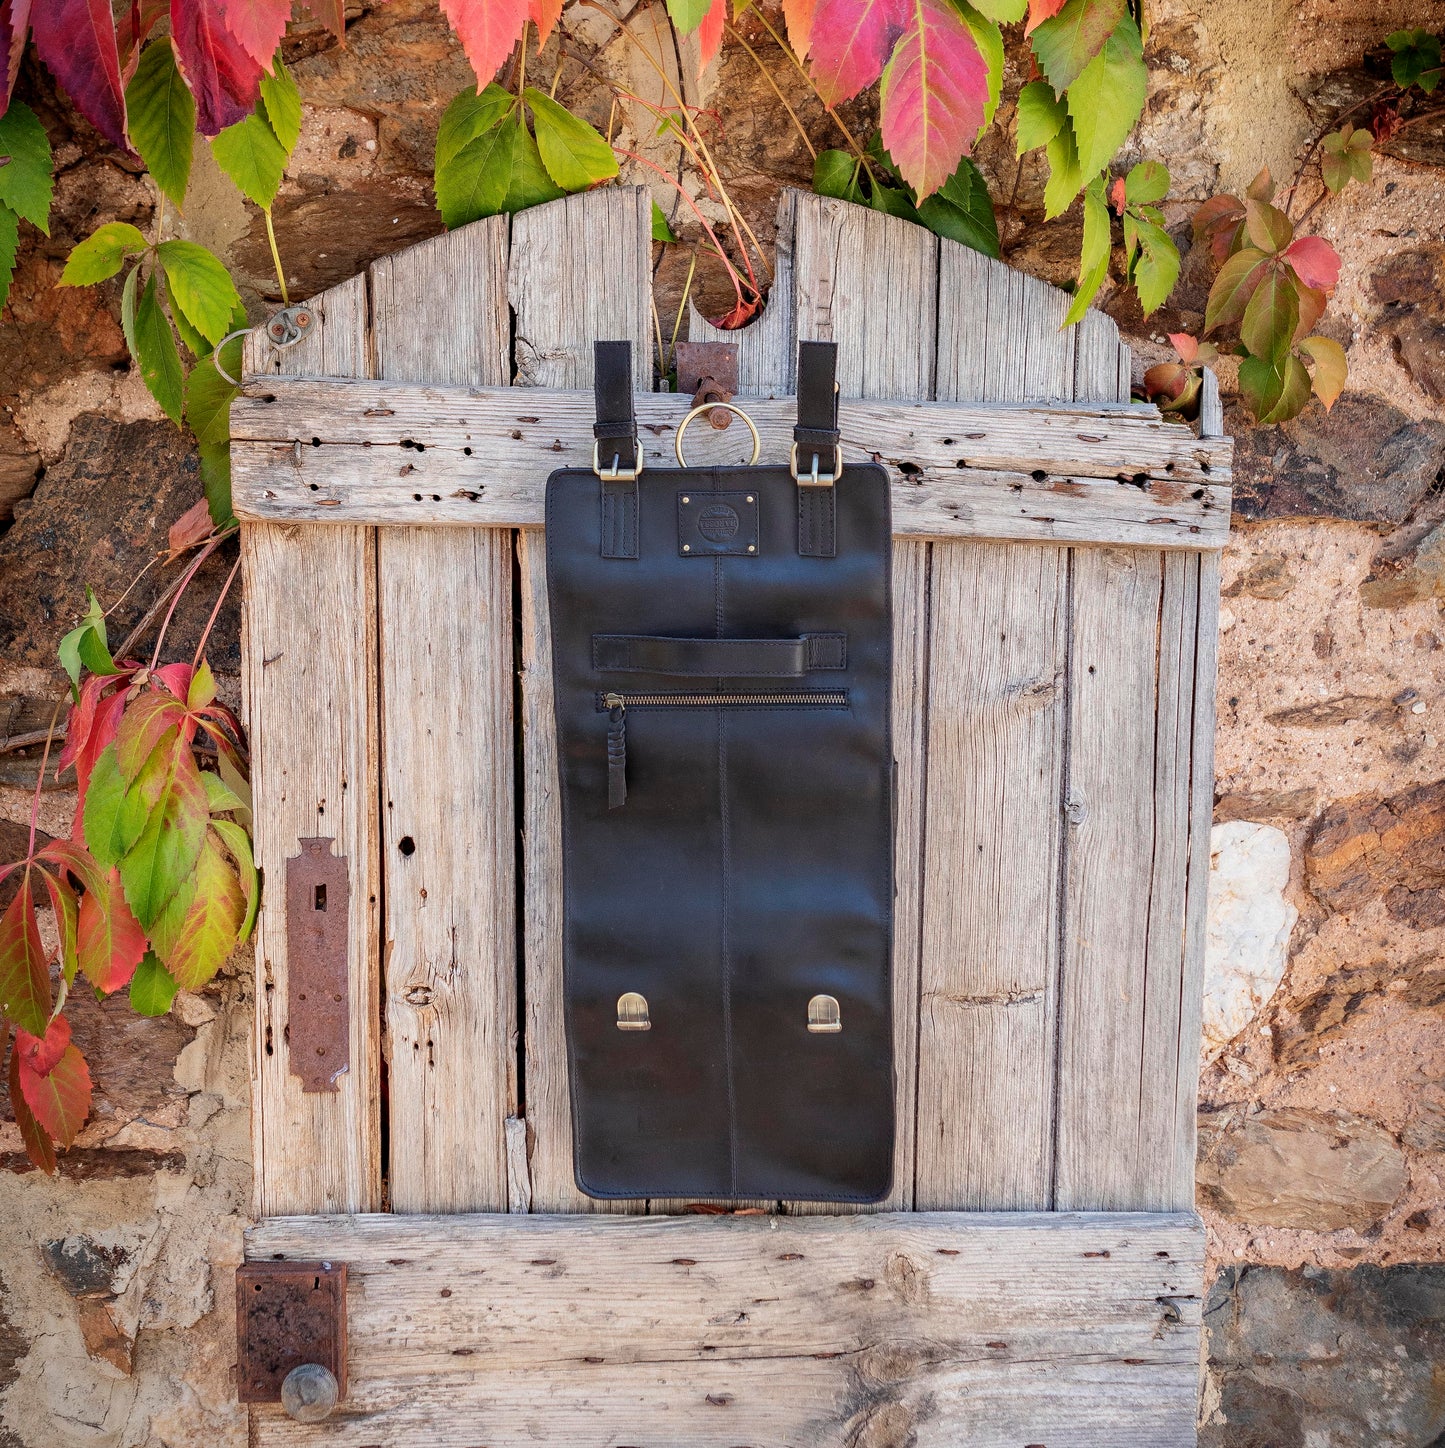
[314,884,327,911]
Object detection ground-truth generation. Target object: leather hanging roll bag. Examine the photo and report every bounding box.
[545,340,894,1202]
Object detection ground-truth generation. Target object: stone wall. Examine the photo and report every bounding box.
[1,0,1443,1442]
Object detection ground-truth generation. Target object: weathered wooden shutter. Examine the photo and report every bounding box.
[234,187,1229,1445]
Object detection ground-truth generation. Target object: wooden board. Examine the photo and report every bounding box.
[247,1209,1204,1447]
[242,276,383,1216]
[371,223,518,1214]
[230,378,1232,548]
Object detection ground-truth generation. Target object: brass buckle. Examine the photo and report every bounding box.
[790,442,842,487]
[593,440,644,482]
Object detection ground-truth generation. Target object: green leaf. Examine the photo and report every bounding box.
[212,110,287,209]
[120,265,140,356]
[1016,80,1067,153]
[125,40,196,209]
[202,771,247,815]
[200,439,234,527]
[60,223,149,287]
[1043,121,1084,219]
[966,0,1024,19]
[1240,260,1299,363]
[957,2,1005,133]
[131,270,185,424]
[870,183,922,225]
[435,84,515,175]
[58,588,118,695]
[1387,29,1442,90]
[651,200,677,242]
[157,240,243,347]
[525,88,619,192]
[1031,0,1126,93]
[503,121,567,213]
[436,118,516,228]
[0,206,18,317]
[918,156,1000,258]
[1244,199,1292,255]
[129,951,179,1017]
[210,818,259,942]
[185,350,239,451]
[1203,246,1269,332]
[0,101,53,234]
[116,730,210,930]
[813,149,863,202]
[84,746,141,872]
[1063,176,1111,327]
[1130,214,1179,316]
[1125,159,1169,205]
[258,57,302,153]
[1066,14,1145,180]
[147,829,246,990]
[666,0,712,32]
[1239,351,1311,424]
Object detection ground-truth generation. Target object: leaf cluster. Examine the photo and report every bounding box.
[1192,169,1346,424]
[435,82,618,229]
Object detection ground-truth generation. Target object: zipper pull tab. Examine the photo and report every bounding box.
[605,694,627,809]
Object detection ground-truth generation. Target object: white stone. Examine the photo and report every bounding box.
[1202,821,1297,1060]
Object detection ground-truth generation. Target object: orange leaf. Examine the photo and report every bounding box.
[696,0,725,74]
[1024,0,1066,35]
[782,0,817,56]
[440,0,529,85]
[78,866,147,995]
[167,497,215,557]
[7,1039,56,1174]
[18,1041,92,1148]
[527,0,562,46]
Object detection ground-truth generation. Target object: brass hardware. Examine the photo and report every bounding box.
[790,442,843,487]
[747,544,756,553]
[675,401,761,467]
[593,440,644,482]
[617,992,652,1031]
[807,994,842,1033]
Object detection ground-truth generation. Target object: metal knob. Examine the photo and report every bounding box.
[281,1363,339,1422]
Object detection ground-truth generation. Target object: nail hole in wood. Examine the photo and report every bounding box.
[399,836,416,856]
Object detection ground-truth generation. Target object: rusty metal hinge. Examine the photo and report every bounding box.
[675,341,739,430]
[237,1260,348,1422]
[286,837,351,1092]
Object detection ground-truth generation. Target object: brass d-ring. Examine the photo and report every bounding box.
[674,402,762,468]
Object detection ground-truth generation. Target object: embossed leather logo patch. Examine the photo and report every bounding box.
[677,490,760,557]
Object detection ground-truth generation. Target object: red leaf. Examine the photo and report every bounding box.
[77,865,146,994]
[696,0,725,74]
[878,0,988,199]
[170,0,265,135]
[18,1041,92,1147]
[1109,175,1126,214]
[1283,235,1340,294]
[66,684,130,839]
[15,1015,70,1077]
[527,0,562,46]
[439,0,528,86]
[116,693,189,782]
[1,0,33,111]
[152,662,196,701]
[1168,332,1199,364]
[807,0,908,106]
[782,0,816,56]
[1142,362,1187,401]
[7,1039,55,1173]
[708,293,763,330]
[0,874,51,1037]
[30,0,130,153]
[214,0,291,70]
[1025,0,1065,34]
[167,498,215,556]
[297,0,344,38]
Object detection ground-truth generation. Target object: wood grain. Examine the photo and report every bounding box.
[242,275,383,1216]
[247,1209,1204,1448]
[512,190,652,1215]
[372,223,519,1215]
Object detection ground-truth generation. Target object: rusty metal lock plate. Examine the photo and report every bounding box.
[236,1260,348,1404]
[286,837,350,1093]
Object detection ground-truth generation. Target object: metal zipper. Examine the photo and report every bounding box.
[598,690,848,709]
[598,690,848,810]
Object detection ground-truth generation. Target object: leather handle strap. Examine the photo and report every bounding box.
[795,341,839,559]
[794,341,840,458]
[594,341,640,560]
[593,633,846,676]
[593,341,639,471]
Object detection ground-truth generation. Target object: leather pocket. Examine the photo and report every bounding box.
[596,690,848,809]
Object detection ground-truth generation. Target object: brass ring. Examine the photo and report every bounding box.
[674,401,761,468]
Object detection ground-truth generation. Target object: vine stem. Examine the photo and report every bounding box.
[150,536,226,671]
[264,209,290,307]
[193,555,242,669]
[1281,82,1393,219]
[725,22,815,161]
[26,700,62,860]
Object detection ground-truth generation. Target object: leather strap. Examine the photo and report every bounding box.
[795,341,838,559]
[593,633,846,676]
[595,341,639,560]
